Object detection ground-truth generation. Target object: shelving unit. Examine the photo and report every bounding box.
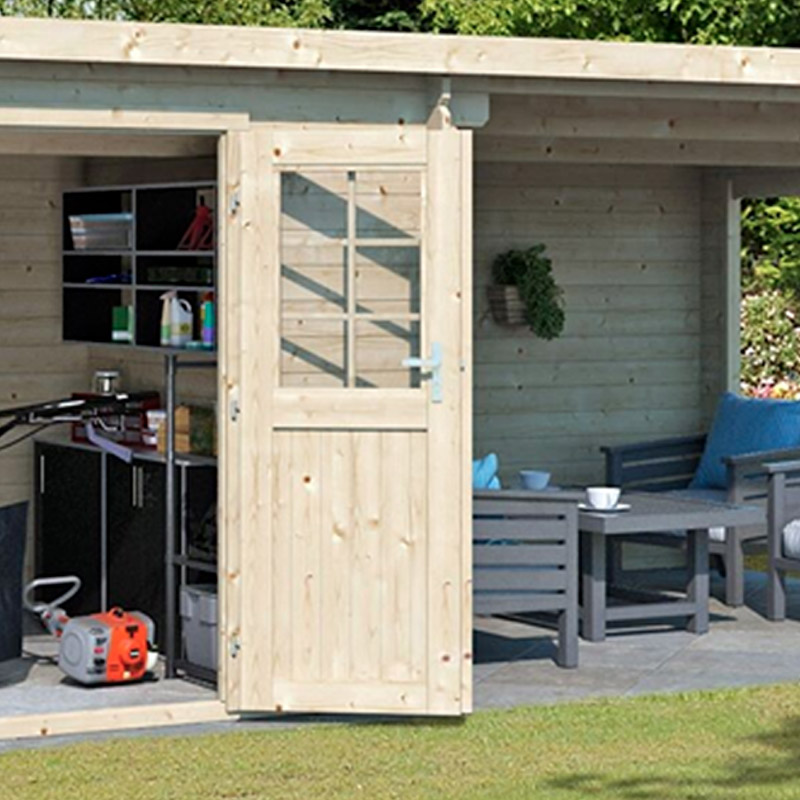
[55,182,220,684]
[62,181,216,348]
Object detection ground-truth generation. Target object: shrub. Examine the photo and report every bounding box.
[740,289,800,397]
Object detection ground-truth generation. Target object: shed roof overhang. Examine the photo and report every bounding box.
[0,16,800,91]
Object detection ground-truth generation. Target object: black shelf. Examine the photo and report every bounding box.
[62,182,216,349]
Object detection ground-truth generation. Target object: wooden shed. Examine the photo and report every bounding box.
[0,16,799,738]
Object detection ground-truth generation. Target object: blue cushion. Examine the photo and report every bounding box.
[690,392,800,490]
[473,453,501,490]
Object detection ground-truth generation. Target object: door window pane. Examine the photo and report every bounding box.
[280,169,422,389]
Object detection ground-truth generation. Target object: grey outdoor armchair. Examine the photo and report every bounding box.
[602,434,800,606]
[766,459,800,621]
[473,490,579,668]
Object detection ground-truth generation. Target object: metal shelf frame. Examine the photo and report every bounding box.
[163,353,218,682]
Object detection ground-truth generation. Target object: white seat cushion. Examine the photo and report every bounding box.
[783,519,800,560]
[708,526,726,543]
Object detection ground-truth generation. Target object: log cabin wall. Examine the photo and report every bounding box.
[473,160,706,487]
[0,156,87,509]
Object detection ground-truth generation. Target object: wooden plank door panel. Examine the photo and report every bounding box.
[223,121,471,716]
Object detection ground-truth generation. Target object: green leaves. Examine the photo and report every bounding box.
[492,245,565,340]
[3,0,800,44]
[419,0,800,45]
[741,198,800,302]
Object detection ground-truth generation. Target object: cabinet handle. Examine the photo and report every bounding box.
[39,454,45,495]
[139,467,145,508]
[132,465,138,508]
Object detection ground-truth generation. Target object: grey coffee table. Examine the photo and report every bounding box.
[579,492,763,642]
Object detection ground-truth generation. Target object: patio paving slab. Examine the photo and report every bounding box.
[474,569,800,709]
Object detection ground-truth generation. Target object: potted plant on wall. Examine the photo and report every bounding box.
[488,244,565,340]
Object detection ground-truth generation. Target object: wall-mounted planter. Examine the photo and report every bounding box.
[487,285,527,326]
[489,245,565,340]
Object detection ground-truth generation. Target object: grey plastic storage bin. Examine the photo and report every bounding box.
[180,584,217,672]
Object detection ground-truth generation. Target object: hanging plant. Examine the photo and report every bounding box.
[488,244,565,340]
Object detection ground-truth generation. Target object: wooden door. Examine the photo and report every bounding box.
[220,118,473,716]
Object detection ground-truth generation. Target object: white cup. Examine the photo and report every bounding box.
[586,486,621,510]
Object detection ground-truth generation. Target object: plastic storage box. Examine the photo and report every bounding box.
[69,212,133,250]
[180,584,218,671]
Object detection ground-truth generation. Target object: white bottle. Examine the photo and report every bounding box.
[171,298,193,347]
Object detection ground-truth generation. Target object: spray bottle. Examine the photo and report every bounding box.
[160,291,175,346]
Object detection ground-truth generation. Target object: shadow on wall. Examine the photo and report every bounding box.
[279,171,422,387]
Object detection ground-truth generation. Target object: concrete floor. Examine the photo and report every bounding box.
[0,633,215,719]
[2,568,800,752]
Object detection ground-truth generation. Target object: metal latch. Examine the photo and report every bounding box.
[228,190,241,216]
[229,636,241,659]
[403,341,443,403]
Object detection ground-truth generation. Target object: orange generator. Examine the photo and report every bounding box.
[57,607,157,684]
[27,578,157,686]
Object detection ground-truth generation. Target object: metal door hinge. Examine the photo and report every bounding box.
[229,387,241,422]
[228,190,241,216]
[229,637,241,659]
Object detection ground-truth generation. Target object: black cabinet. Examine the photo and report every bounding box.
[107,459,168,646]
[35,443,102,616]
[34,442,216,654]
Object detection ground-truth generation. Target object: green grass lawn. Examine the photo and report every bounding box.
[3,683,800,800]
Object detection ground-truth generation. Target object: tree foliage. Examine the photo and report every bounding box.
[3,0,800,46]
[742,198,800,302]
[419,0,800,46]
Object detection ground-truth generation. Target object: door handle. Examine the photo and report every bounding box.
[402,341,443,403]
[131,465,138,508]
[138,467,145,508]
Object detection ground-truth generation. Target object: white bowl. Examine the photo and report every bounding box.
[520,470,551,490]
[586,486,621,509]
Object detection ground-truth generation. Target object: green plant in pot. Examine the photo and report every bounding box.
[490,244,565,339]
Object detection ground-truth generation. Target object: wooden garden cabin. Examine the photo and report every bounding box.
[0,16,798,738]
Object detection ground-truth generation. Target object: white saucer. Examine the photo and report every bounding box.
[578,502,631,513]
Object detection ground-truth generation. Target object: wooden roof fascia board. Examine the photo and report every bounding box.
[475,135,800,167]
[0,130,216,157]
[456,76,800,104]
[3,17,800,89]
[0,107,249,132]
[484,94,800,144]
[727,168,800,198]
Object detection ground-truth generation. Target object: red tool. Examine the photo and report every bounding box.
[177,199,214,250]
